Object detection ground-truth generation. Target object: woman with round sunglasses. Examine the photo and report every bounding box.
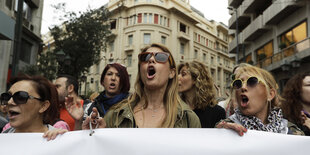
[83,43,200,128]
[218,63,251,118]
[281,71,310,136]
[178,61,225,128]
[216,65,304,136]
[0,75,67,140]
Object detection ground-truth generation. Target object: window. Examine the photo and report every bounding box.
[180,43,185,54]
[160,15,163,25]
[138,13,142,23]
[133,15,136,24]
[95,81,99,92]
[128,35,133,45]
[256,41,273,61]
[217,69,221,81]
[127,54,132,67]
[217,56,221,64]
[143,33,151,44]
[15,1,32,21]
[109,41,114,52]
[161,36,166,44]
[110,20,116,29]
[211,56,214,64]
[180,22,186,33]
[143,13,147,23]
[280,21,307,47]
[164,17,166,26]
[149,13,153,24]
[198,34,200,42]
[20,39,32,63]
[154,14,158,24]
[6,0,13,9]
[194,50,198,59]
[203,53,206,62]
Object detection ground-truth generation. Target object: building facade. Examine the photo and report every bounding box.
[228,0,310,91]
[0,0,43,93]
[84,0,234,97]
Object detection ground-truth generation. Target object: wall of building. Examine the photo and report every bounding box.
[82,0,234,98]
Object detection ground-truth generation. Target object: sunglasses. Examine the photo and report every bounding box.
[231,76,262,89]
[0,91,43,105]
[138,52,173,65]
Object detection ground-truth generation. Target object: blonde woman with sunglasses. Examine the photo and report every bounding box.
[83,43,200,128]
[216,65,304,136]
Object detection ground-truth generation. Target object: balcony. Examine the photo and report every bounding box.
[124,44,134,52]
[263,0,303,25]
[228,6,251,31]
[228,0,244,8]
[228,32,243,54]
[177,31,190,41]
[256,37,310,71]
[243,15,269,41]
[243,0,271,14]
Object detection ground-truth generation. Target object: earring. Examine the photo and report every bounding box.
[267,100,272,112]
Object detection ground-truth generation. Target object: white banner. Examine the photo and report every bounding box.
[1,129,310,155]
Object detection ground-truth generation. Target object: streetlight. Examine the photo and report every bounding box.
[55,50,65,62]
[228,6,239,64]
[55,50,72,74]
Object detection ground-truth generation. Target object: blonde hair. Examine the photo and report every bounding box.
[89,92,99,101]
[118,43,180,127]
[234,65,281,108]
[178,60,217,109]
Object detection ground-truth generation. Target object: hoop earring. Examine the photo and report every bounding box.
[267,100,272,112]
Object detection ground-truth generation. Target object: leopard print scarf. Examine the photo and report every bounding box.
[235,108,283,133]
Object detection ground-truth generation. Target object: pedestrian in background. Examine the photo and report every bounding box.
[281,71,310,135]
[178,60,225,128]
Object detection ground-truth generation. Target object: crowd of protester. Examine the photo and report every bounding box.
[0,43,309,140]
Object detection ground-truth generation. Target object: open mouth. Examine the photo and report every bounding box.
[8,110,20,118]
[240,95,249,107]
[147,66,156,78]
[109,83,116,89]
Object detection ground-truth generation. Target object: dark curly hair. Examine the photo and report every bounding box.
[281,71,310,125]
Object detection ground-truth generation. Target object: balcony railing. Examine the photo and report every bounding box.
[256,37,310,68]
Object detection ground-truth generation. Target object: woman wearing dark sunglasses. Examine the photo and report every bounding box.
[178,61,225,128]
[281,71,310,136]
[1,75,67,140]
[216,65,304,136]
[83,43,200,128]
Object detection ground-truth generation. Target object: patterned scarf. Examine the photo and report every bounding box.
[234,108,284,133]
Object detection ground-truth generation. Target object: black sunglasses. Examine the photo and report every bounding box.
[231,76,262,89]
[0,91,44,105]
[138,52,172,64]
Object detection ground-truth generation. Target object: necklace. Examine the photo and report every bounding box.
[146,104,164,117]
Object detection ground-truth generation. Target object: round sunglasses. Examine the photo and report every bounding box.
[138,52,173,64]
[231,76,262,89]
[0,91,44,105]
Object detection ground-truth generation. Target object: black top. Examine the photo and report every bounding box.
[193,105,226,128]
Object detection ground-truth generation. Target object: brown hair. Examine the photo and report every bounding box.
[178,61,217,109]
[100,63,130,93]
[281,71,310,125]
[10,75,59,125]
